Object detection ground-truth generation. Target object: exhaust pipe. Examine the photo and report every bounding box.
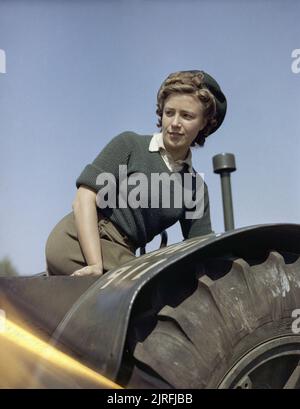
[213,153,236,231]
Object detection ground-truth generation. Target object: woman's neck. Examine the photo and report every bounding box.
[166,147,189,161]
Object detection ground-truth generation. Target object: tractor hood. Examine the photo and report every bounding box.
[1,223,300,383]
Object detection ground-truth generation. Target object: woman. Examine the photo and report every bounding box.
[45,70,227,276]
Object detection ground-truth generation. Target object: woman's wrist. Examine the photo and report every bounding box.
[71,263,103,276]
[89,262,103,273]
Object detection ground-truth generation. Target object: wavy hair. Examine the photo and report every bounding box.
[156,71,217,146]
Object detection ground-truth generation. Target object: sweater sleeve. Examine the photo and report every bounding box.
[76,132,133,192]
[179,182,213,239]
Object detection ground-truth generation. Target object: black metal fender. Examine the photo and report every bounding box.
[48,223,300,381]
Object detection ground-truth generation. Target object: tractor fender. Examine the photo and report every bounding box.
[49,223,300,380]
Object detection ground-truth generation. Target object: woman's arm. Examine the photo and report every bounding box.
[71,186,103,276]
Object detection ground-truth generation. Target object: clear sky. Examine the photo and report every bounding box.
[0,0,299,275]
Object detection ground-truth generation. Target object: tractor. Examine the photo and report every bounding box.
[1,153,300,389]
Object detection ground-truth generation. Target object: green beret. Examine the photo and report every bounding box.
[200,71,227,135]
[186,70,227,135]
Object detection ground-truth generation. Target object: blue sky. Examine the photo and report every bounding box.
[0,0,299,275]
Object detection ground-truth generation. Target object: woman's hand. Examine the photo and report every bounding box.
[71,263,103,276]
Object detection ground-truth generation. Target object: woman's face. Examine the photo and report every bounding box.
[162,93,207,160]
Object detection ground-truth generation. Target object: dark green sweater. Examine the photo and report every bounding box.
[76,131,212,247]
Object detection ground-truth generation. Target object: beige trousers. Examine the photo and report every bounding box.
[45,212,137,275]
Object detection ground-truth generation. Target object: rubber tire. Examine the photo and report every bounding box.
[127,251,300,388]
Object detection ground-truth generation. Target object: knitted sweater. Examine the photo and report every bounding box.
[76,131,212,247]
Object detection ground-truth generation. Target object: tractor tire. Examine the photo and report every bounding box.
[125,251,300,389]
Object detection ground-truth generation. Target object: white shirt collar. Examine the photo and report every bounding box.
[149,132,195,175]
